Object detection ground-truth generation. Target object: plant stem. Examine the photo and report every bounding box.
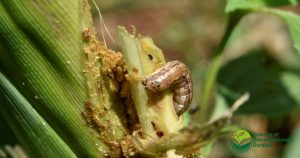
[196,11,244,123]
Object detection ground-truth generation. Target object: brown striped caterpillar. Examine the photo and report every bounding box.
[142,60,193,116]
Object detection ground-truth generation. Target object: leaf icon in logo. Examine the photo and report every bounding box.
[231,130,252,145]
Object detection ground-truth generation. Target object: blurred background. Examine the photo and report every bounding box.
[91,0,300,158]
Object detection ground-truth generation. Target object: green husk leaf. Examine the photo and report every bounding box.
[0,1,108,157]
[0,72,76,158]
[0,0,85,93]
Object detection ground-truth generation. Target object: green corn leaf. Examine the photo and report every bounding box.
[226,0,298,13]
[263,8,300,54]
[0,72,76,158]
[225,0,300,54]
[218,52,298,116]
[225,0,266,12]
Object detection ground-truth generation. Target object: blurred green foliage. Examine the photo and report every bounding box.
[218,52,298,115]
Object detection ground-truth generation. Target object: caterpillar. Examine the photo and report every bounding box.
[142,60,193,116]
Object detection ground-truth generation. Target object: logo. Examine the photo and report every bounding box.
[229,129,290,153]
[230,129,253,153]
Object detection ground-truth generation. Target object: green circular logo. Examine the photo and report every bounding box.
[230,129,253,153]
